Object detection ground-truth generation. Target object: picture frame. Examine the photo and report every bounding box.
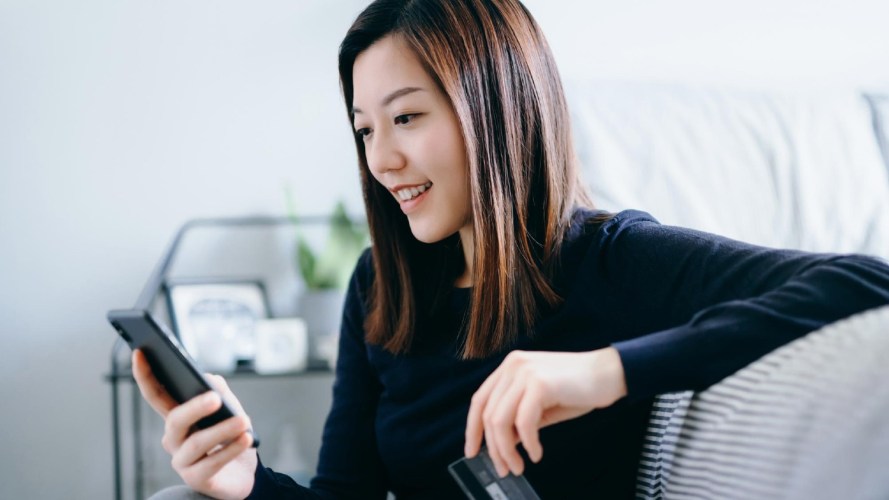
[163,278,271,372]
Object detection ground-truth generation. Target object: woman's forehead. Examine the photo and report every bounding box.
[352,36,435,109]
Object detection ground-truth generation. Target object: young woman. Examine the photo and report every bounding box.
[135,0,889,498]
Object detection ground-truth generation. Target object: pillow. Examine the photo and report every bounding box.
[567,82,889,261]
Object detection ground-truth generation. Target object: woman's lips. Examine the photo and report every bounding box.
[399,185,430,214]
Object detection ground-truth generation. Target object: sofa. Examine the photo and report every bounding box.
[566,82,889,499]
[153,84,889,500]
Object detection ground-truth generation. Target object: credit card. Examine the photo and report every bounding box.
[448,447,541,500]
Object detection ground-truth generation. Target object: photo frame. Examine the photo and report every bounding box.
[163,278,271,372]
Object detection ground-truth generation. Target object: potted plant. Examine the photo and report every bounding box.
[287,196,368,366]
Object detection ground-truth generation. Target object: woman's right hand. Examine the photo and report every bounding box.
[132,349,257,500]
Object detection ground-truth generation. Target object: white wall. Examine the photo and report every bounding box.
[0,0,887,498]
[532,0,889,89]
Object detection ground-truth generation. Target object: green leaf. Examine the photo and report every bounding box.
[291,199,369,291]
[297,239,318,289]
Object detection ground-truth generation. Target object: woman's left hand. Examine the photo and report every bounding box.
[464,347,628,477]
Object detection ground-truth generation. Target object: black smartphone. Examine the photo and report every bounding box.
[108,308,259,447]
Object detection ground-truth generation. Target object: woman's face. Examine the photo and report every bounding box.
[352,35,472,244]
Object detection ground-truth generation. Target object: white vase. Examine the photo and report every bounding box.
[298,289,345,366]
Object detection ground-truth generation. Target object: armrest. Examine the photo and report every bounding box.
[637,304,889,499]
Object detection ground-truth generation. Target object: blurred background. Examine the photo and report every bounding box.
[1,0,888,498]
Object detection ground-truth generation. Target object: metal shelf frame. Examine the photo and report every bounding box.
[105,215,345,500]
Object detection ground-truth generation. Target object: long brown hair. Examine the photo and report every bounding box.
[339,0,595,359]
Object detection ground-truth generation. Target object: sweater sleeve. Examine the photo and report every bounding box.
[247,249,389,499]
[600,210,889,400]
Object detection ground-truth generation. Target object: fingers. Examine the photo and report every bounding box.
[171,414,252,471]
[132,349,179,417]
[163,391,222,454]
[468,352,532,477]
[467,351,557,478]
[514,381,544,464]
[486,377,528,476]
[132,351,256,497]
[465,368,502,458]
[180,432,253,485]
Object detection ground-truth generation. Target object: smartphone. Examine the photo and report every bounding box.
[108,308,259,447]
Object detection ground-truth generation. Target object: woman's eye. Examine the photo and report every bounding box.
[394,114,417,125]
[355,128,371,140]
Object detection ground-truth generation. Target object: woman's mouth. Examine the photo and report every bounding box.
[397,181,432,214]
[395,181,433,202]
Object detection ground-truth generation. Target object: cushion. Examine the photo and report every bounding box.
[566,82,889,261]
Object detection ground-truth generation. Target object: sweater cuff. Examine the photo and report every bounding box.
[246,453,298,499]
[612,325,695,401]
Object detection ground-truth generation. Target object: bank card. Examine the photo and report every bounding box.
[448,447,541,499]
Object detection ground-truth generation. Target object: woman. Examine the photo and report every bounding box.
[136,0,889,498]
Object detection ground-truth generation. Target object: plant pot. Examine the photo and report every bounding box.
[298,289,346,367]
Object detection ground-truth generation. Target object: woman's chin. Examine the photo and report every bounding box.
[410,230,443,244]
[408,221,450,244]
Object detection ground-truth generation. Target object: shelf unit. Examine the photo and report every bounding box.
[104,215,350,500]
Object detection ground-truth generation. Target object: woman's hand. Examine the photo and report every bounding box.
[132,349,257,500]
[464,347,628,478]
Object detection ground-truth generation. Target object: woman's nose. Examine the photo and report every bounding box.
[365,132,405,175]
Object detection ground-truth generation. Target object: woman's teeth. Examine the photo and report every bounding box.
[398,182,432,201]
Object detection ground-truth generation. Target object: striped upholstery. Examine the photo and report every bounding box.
[636,391,693,498]
[636,304,889,499]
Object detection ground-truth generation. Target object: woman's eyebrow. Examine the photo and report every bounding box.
[352,86,426,115]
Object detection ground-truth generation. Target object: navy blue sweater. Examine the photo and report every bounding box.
[248,209,889,499]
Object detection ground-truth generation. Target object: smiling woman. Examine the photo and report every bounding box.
[137,1,889,499]
[340,0,595,360]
